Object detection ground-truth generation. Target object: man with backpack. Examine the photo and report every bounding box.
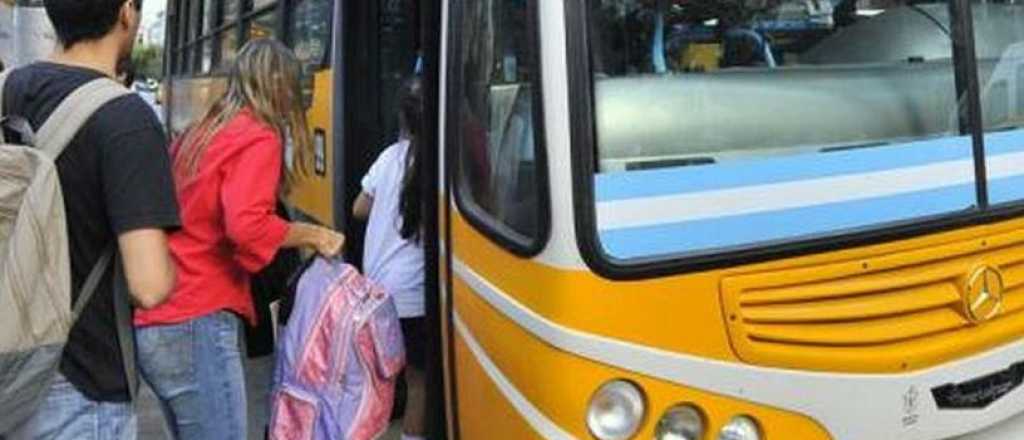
[0,0,180,438]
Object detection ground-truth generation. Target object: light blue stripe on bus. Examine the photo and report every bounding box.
[595,135,975,202]
[989,174,1024,206]
[984,129,1024,155]
[596,130,1024,204]
[596,130,1024,205]
[986,129,1024,204]
[595,129,1024,259]
[599,183,976,260]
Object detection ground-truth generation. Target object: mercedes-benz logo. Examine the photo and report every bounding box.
[964,266,1005,324]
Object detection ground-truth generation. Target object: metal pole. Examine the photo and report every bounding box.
[948,0,988,209]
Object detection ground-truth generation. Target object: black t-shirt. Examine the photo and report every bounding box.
[2,63,180,402]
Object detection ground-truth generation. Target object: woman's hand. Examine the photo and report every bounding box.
[283,222,346,258]
[315,227,346,258]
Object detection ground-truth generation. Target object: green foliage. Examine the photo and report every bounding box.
[132,45,163,81]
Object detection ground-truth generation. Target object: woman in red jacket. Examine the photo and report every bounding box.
[134,39,344,440]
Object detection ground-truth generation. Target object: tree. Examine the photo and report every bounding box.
[132,44,163,81]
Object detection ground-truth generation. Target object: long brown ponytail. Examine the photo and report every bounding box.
[398,77,424,242]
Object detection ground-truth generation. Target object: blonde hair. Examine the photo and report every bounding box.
[174,38,312,194]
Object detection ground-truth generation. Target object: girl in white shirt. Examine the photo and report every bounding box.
[352,77,426,440]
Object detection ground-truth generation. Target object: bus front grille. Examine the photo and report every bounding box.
[721,231,1024,373]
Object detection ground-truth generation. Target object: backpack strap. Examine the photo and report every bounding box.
[112,254,139,401]
[0,70,11,115]
[35,77,129,159]
[69,245,138,402]
[71,246,115,321]
[0,69,13,142]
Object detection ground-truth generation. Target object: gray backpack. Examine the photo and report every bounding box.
[0,70,130,434]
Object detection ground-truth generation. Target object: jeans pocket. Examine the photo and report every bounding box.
[209,312,241,355]
[136,322,194,392]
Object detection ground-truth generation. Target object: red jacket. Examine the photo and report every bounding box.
[135,109,290,327]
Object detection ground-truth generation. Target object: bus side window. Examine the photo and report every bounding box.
[455,0,545,248]
[289,0,333,109]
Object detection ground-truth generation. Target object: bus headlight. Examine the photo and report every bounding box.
[654,404,705,440]
[718,415,762,440]
[586,380,646,440]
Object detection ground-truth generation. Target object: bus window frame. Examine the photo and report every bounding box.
[167,0,180,74]
[172,0,191,74]
[447,0,553,258]
[565,0,1024,281]
[241,2,283,40]
[286,0,334,71]
[168,0,288,78]
[189,0,203,71]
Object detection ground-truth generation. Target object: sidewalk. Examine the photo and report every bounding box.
[136,355,402,439]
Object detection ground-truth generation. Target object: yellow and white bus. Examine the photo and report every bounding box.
[165,0,1024,438]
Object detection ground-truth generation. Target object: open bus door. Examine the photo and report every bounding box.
[419,1,446,438]
[330,0,447,437]
[438,1,551,438]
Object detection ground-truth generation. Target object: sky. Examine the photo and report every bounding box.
[142,0,165,28]
[139,0,166,45]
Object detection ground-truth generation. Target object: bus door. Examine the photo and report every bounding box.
[331,2,449,438]
[337,0,422,268]
[441,0,552,437]
[286,0,339,228]
[289,0,421,262]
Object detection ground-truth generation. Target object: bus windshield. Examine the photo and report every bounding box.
[587,0,1024,261]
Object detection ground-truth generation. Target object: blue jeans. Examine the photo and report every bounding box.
[136,311,247,440]
[7,374,136,440]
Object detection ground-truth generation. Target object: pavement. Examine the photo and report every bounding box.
[68,351,1024,440]
[136,355,401,439]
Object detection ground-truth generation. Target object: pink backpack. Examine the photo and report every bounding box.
[269,258,405,440]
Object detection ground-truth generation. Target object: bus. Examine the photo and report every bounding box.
[164,0,1024,438]
[0,0,57,69]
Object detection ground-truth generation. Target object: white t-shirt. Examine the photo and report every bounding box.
[361,139,424,318]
